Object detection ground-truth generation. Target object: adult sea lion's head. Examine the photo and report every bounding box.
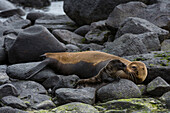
[126,61,147,83]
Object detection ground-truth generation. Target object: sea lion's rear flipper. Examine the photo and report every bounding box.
[25,59,50,79]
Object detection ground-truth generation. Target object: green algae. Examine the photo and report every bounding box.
[96,98,168,113]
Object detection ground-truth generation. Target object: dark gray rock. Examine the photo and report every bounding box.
[90,20,106,30]
[106,1,170,31]
[0,48,7,64]
[160,91,170,101]
[74,25,90,36]
[0,106,28,113]
[11,81,51,108]
[66,44,80,52]
[8,25,66,64]
[161,39,170,51]
[3,15,31,29]
[0,25,9,37]
[34,100,56,110]
[4,34,17,52]
[11,81,47,96]
[64,0,148,25]
[55,102,99,113]
[137,32,161,51]
[52,29,84,45]
[78,43,104,51]
[146,77,170,96]
[7,61,58,81]
[160,91,170,109]
[8,0,50,8]
[97,79,141,102]
[1,96,27,109]
[0,8,25,18]
[0,84,19,98]
[102,33,148,56]
[85,28,112,44]
[0,65,7,73]
[55,87,96,105]
[42,74,79,89]
[115,17,169,42]
[123,51,170,84]
[35,14,76,31]
[0,0,15,10]
[138,85,147,95]
[0,72,9,85]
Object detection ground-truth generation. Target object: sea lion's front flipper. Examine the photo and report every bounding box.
[25,59,50,79]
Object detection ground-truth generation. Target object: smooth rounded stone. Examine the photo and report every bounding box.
[3,15,31,29]
[0,48,7,64]
[11,81,51,108]
[11,81,47,96]
[52,29,84,45]
[8,0,50,8]
[115,17,169,42]
[0,8,25,18]
[55,87,96,105]
[160,91,170,109]
[0,72,9,85]
[102,33,148,57]
[138,85,147,95]
[33,100,56,110]
[0,0,15,10]
[66,44,80,52]
[55,102,99,113]
[1,96,27,109]
[64,0,147,25]
[146,77,170,96]
[34,14,76,31]
[85,28,112,44]
[0,65,7,73]
[74,25,90,36]
[90,20,106,30]
[7,61,58,81]
[161,39,170,51]
[0,84,19,98]
[78,43,104,51]
[4,34,17,52]
[160,91,170,101]
[42,74,79,89]
[0,106,28,113]
[97,79,141,102]
[8,25,66,64]
[123,51,170,84]
[106,1,170,30]
[23,93,52,108]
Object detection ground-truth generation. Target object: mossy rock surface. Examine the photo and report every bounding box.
[55,102,99,113]
[96,98,168,113]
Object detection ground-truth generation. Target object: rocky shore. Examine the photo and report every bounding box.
[0,0,170,112]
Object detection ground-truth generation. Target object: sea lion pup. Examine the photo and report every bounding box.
[24,51,147,85]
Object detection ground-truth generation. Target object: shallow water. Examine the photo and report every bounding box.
[24,1,65,15]
[0,1,65,22]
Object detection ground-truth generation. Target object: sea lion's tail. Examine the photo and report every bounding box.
[25,59,49,79]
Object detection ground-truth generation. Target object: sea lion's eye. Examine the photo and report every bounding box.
[131,66,137,70]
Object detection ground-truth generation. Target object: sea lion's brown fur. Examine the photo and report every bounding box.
[25,51,147,86]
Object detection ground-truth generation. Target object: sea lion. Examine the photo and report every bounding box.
[24,51,147,86]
